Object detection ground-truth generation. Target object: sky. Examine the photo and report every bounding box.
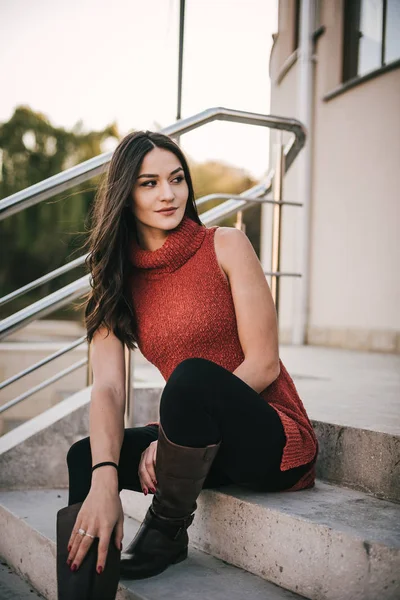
[0,0,278,179]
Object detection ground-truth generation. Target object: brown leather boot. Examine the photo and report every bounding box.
[120,424,221,579]
[56,502,121,599]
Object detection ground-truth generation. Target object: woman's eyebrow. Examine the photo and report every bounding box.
[137,167,184,179]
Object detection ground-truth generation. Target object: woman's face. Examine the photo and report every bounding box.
[131,147,189,235]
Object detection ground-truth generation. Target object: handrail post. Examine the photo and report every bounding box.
[270,132,285,321]
[86,341,93,386]
[234,210,246,232]
[124,346,133,428]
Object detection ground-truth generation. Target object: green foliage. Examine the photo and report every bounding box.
[0,106,119,318]
[189,159,261,254]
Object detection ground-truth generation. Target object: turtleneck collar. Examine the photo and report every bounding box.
[129,213,207,276]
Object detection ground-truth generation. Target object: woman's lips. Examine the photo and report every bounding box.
[157,207,177,214]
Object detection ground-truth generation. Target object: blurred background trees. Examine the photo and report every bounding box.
[0,106,119,318]
[0,106,261,320]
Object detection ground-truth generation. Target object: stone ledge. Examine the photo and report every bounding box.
[0,385,161,489]
[0,489,303,600]
[1,383,399,502]
[121,481,400,600]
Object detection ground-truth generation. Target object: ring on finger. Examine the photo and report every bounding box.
[78,528,86,536]
[84,532,96,539]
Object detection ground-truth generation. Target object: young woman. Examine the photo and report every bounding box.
[58,130,318,597]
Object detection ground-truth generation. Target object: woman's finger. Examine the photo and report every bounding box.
[114,516,124,551]
[70,534,95,571]
[96,530,112,574]
[67,524,85,566]
[67,516,82,553]
[138,462,154,493]
[139,455,157,493]
[144,453,157,486]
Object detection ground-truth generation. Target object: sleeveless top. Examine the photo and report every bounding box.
[128,214,318,491]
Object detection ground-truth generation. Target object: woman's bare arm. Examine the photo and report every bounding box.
[89,326,126,492]
[214,227,280,393]
[66,327,126,572]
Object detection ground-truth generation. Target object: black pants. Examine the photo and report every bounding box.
[67,358,314,506]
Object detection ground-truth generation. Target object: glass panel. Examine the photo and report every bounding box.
[385,0,400,63]
[358,0,384,75]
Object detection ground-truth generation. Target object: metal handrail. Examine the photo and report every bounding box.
[0,107,305,221]
[0,276,89,341]
[0,195,302,413]
[0,192,302,310]
[0,106,306,420]
[0,190,302,341]
[0,358,88,415]
[0,335,87,391]
[0,194,298,343]
[198,193,302,209]
[0,255,87,308]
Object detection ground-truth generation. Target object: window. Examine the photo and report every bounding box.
[343,0,400,81]
[385,0,400,63]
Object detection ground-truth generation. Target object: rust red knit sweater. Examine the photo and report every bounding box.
[129,214,318,491]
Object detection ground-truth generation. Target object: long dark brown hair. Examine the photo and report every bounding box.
[84,130,203,349]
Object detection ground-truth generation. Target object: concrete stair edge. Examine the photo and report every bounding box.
[1,384,398,502]
[311,419,400,502]
[0,491,305,600]
[120,482,400,600]
[0,500,146,600]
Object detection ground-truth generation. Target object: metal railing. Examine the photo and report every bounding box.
[0,106,306,426]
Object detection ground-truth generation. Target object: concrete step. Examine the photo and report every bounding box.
[0,489,303,600]
[281,345,400,504]
[127,380,400,503]
[311,420,400,502]
[130,345,400,502]
[1,384,399,505]
[120,479,400,600]
[0,558,46,599]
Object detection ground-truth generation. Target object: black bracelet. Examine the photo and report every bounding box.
[92,461,119,473]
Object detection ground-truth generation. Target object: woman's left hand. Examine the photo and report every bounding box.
[138,440,158,495]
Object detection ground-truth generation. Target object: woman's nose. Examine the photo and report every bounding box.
[159,181,174,200]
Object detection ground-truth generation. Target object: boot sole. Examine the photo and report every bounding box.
[173,547,188,564]
[120,547,188,580]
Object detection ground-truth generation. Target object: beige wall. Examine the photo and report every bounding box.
[266,0,400,353]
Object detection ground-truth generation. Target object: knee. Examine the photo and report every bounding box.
[168,357,219,388]
[66,437,91,470]
[161,358,221,415]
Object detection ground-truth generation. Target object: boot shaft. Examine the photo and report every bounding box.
[152,424,221,519]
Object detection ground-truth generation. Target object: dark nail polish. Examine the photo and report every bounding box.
[120,542,123,551]
[71,564,77,572]
[68,545,71,552]
[97,566,103,574]
[144,489,148,496]
[66,559,72,566]
[150,487,156,493]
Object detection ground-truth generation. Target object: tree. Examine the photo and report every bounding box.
[189,159,261,254]
[0,106,119,317]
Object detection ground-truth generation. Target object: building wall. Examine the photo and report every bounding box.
[266,0,400,353]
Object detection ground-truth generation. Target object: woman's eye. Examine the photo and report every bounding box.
[141,176,184,187]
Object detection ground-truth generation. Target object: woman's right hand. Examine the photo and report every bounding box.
[138,440,158,495]
[66,487,124,574]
